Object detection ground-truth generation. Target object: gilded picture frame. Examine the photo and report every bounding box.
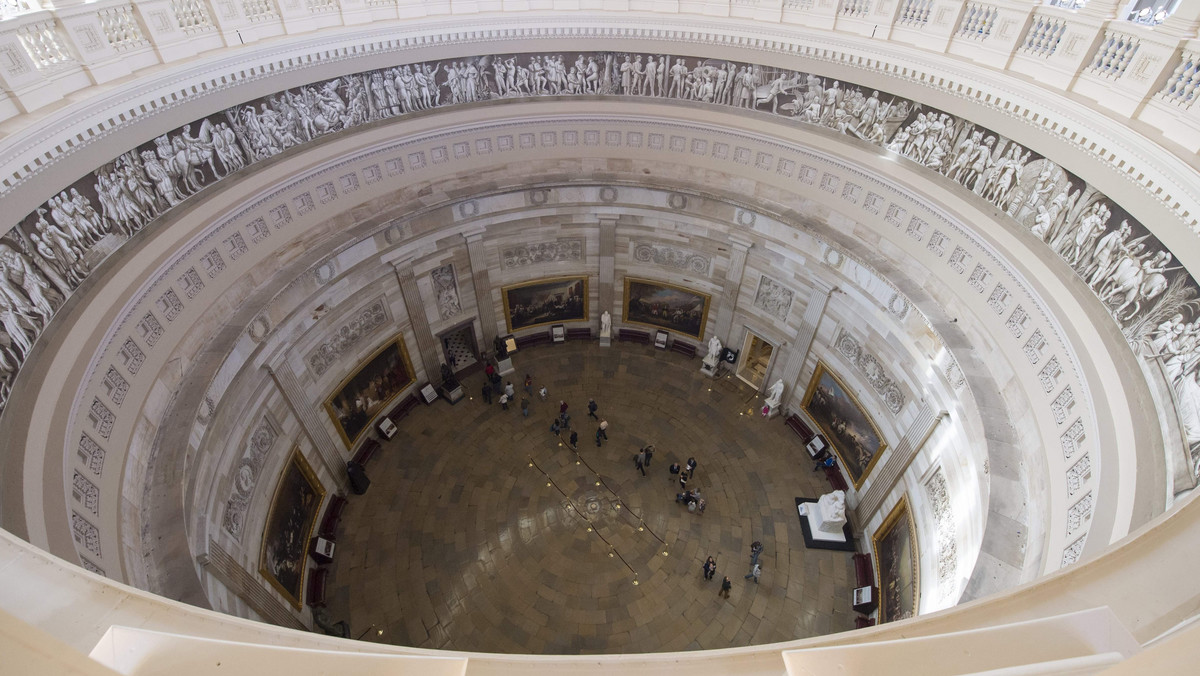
[622,277,711,341]
[259,448,325,610]
[323,335,416,449]
[801,361,888,488]
[501,276,588,333]
[872,494,919,624]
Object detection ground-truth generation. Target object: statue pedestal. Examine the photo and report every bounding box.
[497,357,515,377]
[763,401,781,419]
[442,384,464,404]
[701,356,719,377]
[795,497,854,551]
[599,326,611,348]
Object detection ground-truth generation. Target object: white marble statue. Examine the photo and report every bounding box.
[764,378,784,408]
[600,310,611,337]
[816,490,847,534]
[706,336,722,363]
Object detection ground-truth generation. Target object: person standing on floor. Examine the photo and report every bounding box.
[635,448,647,476]
[499,393,509,410]
[750,541,764,566]
[719,576,732,599]
[643,445,654,467]
[521,397,530,417]
[669,462,681,482]
[745,562,761,584]
[524,374,533,396]
[559,400,569,416]
[569,430,578,449]
[679,470,689,491]
[587,398,598,419]
[539,385,548,401]
[550,419,560,435]
[481,382,492,404]
[595,419,609,446]
[703,556,716,581]
[504,381,515,399]
[686,457,698,477]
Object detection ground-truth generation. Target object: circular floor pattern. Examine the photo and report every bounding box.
[326,341,858,654]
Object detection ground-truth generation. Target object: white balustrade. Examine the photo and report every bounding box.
[840,0,870,18]
[242,0,279,22]
[957,3,997,40]
[306,0,338,13]
[1087,31,1140,79]
[1157,50,1200,107]
[170,0,217,34]
[1020,15,1066,58]
[15,18,73,70]
[896,0,932,27]
[0,0,38,19]
[1047,0,1087,9]
[98,5,149,52]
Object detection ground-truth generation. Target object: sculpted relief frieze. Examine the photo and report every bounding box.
[835,328,906,415]
[1,48,1193,443]
[501,238,583,269]
[753,275,794,321]
[431,264,462,320]
[306,297,391,377]
[632,242,711,275]
[221,416,278,541]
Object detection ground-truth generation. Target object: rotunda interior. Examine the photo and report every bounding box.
[2,1,1200,673]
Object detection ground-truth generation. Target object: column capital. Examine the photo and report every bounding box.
[812,277,836,295]
[462,226,486,244]
[390,258,416,281]
[728,235,754,252]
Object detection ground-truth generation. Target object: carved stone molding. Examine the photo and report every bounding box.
[834,328,906,414]
[431,263,462,321]
[753,275,794,321]
[305,297,391,377]
[925,467,958,601]
[501,238,584,270]
[220,415,278,540]
[632,242,711,275]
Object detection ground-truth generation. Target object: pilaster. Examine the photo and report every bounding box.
[780,280,834,412]
[711,236,752,342]
[853,403,948,525]
[264,362,349,493]
[392,259,442,381]
[597,215,618,327]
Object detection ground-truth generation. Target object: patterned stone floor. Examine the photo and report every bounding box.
[325,341,858,654]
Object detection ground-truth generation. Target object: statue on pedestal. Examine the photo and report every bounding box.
[600,310,611,338]
[764,378,784,408]
[493,334,508,359]
[816,490,847,534]
[705,336,722,364]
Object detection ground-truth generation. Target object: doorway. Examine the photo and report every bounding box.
[736,331,775,390]
[439,322,479,375]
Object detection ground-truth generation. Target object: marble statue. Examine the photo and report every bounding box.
[816,490,847,534]
[764,379,784,408]
[600,310,611,337]
[706,336,722,363]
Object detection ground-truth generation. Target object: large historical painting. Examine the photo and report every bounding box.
[259,449,325,610]
[622,278,711,340]
[324,335,415,448]
[502,276,587,332]
[873,495,919,624]
[801,361,887,488]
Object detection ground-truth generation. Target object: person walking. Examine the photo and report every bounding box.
[745,562,762,584]
[703,556,716,581]
[499,393,509,410]
[686,457,698,477]
[719,576,732,599]
[679,470,689,491]
[521,397,530,417]
[635,448,647,476]
[559,400,569,416]
[550,419,561,435]
[643,445,654,467]
[569,430,578,449]
[669,462,681,482]
[750,541,764,566]
[596,419,609,446]
[524,374,533,396]
[538,385,548,401]
[504,381,515,399]
[587,398,598,419]
[481,382,492,404]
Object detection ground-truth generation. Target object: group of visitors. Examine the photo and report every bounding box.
[707,541,764,600]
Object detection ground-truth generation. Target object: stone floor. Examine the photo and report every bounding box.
[325,340,858,654]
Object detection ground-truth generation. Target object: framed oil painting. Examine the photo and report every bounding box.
[622,278,711,340]
[502,276,588,332]
[872,495,919,624]
[324,335,416,448]
[259,448,325,609]
[801,361,887,488]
